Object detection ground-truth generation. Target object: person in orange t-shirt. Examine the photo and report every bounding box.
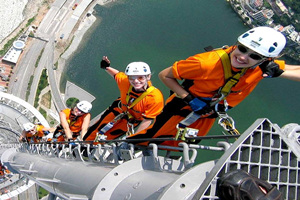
[19,122,55,143]
[128,26,300,147]
[53,101,92,142]
[83,56,164,142]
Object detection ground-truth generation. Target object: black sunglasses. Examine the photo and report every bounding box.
[237,44,265,60]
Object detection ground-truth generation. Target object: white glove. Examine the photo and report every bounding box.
[46,132,54,140]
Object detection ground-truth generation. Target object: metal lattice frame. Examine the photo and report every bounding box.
[194,118,300,200]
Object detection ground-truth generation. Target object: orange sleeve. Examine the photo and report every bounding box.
[143,88,164,119]
[274,59,285,70]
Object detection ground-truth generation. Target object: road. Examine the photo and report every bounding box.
[8,0,78,111]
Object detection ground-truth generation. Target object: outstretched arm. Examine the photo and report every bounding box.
[280,64,300,81]
[100,56,119,77]
[19,130,27,142]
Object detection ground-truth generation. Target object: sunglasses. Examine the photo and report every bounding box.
[237,44,265,60]
[128,76,146,81]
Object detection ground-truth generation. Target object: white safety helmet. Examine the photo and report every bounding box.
[76,101,92,113]
[125,62,151,76]
[237,26,286,57]
[23,122,35,132]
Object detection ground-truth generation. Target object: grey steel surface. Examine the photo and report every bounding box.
[193,118,300,200]
[1,96,300,200]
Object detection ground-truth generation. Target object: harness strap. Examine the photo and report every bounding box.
[125,85,155,119]
[215,49,247,100]
[177,48,245,134]
[96,86,156,140]
[215,49,233,81]
[126,86,155,109]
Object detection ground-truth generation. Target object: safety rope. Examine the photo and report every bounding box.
[32,134,240,145]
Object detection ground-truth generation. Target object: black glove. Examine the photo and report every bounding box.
[100,59,110,69]
[259,61,284,78]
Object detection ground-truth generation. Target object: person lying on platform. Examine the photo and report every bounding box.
[19,122,55,143]
[83,56,164,143]
[52,101,92,143]
[126,26,300,147]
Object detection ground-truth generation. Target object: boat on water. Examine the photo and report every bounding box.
[0,117,299,199]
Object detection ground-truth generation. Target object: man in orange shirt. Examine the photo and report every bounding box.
[128,26,300,146]
[83,56,164,142]
[53,100,92,142]
[19,122,55,143]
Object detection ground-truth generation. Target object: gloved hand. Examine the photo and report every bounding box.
[183,94,207,111]
[259,61,284,78]
[183,94,214,117]
[100,57,110,69]
[68,139,76,146]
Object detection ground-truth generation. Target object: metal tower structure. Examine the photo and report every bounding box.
[0,91,300,199]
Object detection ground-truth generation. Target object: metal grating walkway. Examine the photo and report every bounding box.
[194,118,300,200]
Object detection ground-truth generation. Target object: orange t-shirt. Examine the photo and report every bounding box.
[61,108,89,132]
[26,124,45,143]
[172,46,285,108]
[115,72,164,120]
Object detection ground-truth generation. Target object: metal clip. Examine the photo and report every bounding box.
[126,122,135,136]
[218,115,240,135]
[175,124,198,141]
[95,134,107,142]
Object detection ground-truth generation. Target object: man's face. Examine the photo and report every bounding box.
[73,106,85,116]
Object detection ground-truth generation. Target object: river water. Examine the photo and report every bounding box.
[62,0,300,162]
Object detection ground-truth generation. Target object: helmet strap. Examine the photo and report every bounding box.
[250,57,273,69]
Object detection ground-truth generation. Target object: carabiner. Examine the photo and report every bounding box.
[218,115,234,131]
[215,99,228,114]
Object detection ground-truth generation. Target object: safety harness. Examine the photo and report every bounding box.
[176,48,247,141]
[95,85,156,141]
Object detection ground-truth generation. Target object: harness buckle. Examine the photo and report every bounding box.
[95,134,107,142]
[175,124,198,141]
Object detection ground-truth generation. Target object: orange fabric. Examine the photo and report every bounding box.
[172,46,285,108]
[61,108,88,133]
[55,108,89,141]
[25,124,45,143]
[84,72,164,141]
[84,102,129,141]
[116,72,164,120]
[128,47,286,147]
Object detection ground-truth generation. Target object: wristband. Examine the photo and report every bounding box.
[182,94,194,104]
